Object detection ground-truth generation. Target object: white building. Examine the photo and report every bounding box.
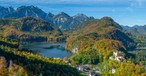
[112,68,116,73]
[109,51,125,62]
[72,48,78,53]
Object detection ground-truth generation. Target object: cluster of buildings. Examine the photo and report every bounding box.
[109,51,125,74]
[77,64,100,76]
[64,50,125,75]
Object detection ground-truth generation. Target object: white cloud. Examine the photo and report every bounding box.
[130,0,145,7]
[136,0,143,6]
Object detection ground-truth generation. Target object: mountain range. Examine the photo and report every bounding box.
[0,5,94,31]
[122,25,146,36]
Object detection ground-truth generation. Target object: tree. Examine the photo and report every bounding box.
[0,56,8,76]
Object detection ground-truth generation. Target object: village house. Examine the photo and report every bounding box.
[77,64,90,72]
[109,51,125,62]
[112,68,116,73]
[72,48,78,53]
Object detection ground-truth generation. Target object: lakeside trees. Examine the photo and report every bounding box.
[0,38,79,76]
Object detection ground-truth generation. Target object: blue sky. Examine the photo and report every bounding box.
[0,0,146,26]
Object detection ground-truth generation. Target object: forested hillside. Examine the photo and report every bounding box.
[66,17,135,52]
[66,17,135,63]
[65,17,146,76]
[0,17,64,42]
[0,37,79,76]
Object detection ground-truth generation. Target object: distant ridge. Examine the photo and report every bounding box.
[0,5,94,31]
[122,25,146,36]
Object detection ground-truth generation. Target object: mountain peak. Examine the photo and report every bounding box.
[17,5,39,10]
[0,6,14,10]
[98,16,122,30]
[58,12,69,16]
[73,13,88,18]
[19,5,36,8]
[55,12,71,18]
[29,5,36,8]
[89,16,94,19]
[5,5,47,19]
[47,12,54,17]
[76,13,87,16]
[101,16,114,22]
[60,12,65,14]
[0,6,15,18]
[72,13,92,24]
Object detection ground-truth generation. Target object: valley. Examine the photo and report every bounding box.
[0,5,146,76]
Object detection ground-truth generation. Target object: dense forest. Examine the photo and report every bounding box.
[0,37,79,76]
[0,17,65,42]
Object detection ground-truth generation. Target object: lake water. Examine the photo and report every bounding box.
[23,43,72,58]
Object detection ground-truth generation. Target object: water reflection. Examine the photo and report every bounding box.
[23,43,72,58]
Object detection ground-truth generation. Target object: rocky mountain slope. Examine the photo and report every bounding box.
[0,6,14,18]
[5,6,47,20]
[0,5,94,31]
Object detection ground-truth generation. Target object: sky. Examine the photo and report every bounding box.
[0,0,146,26]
